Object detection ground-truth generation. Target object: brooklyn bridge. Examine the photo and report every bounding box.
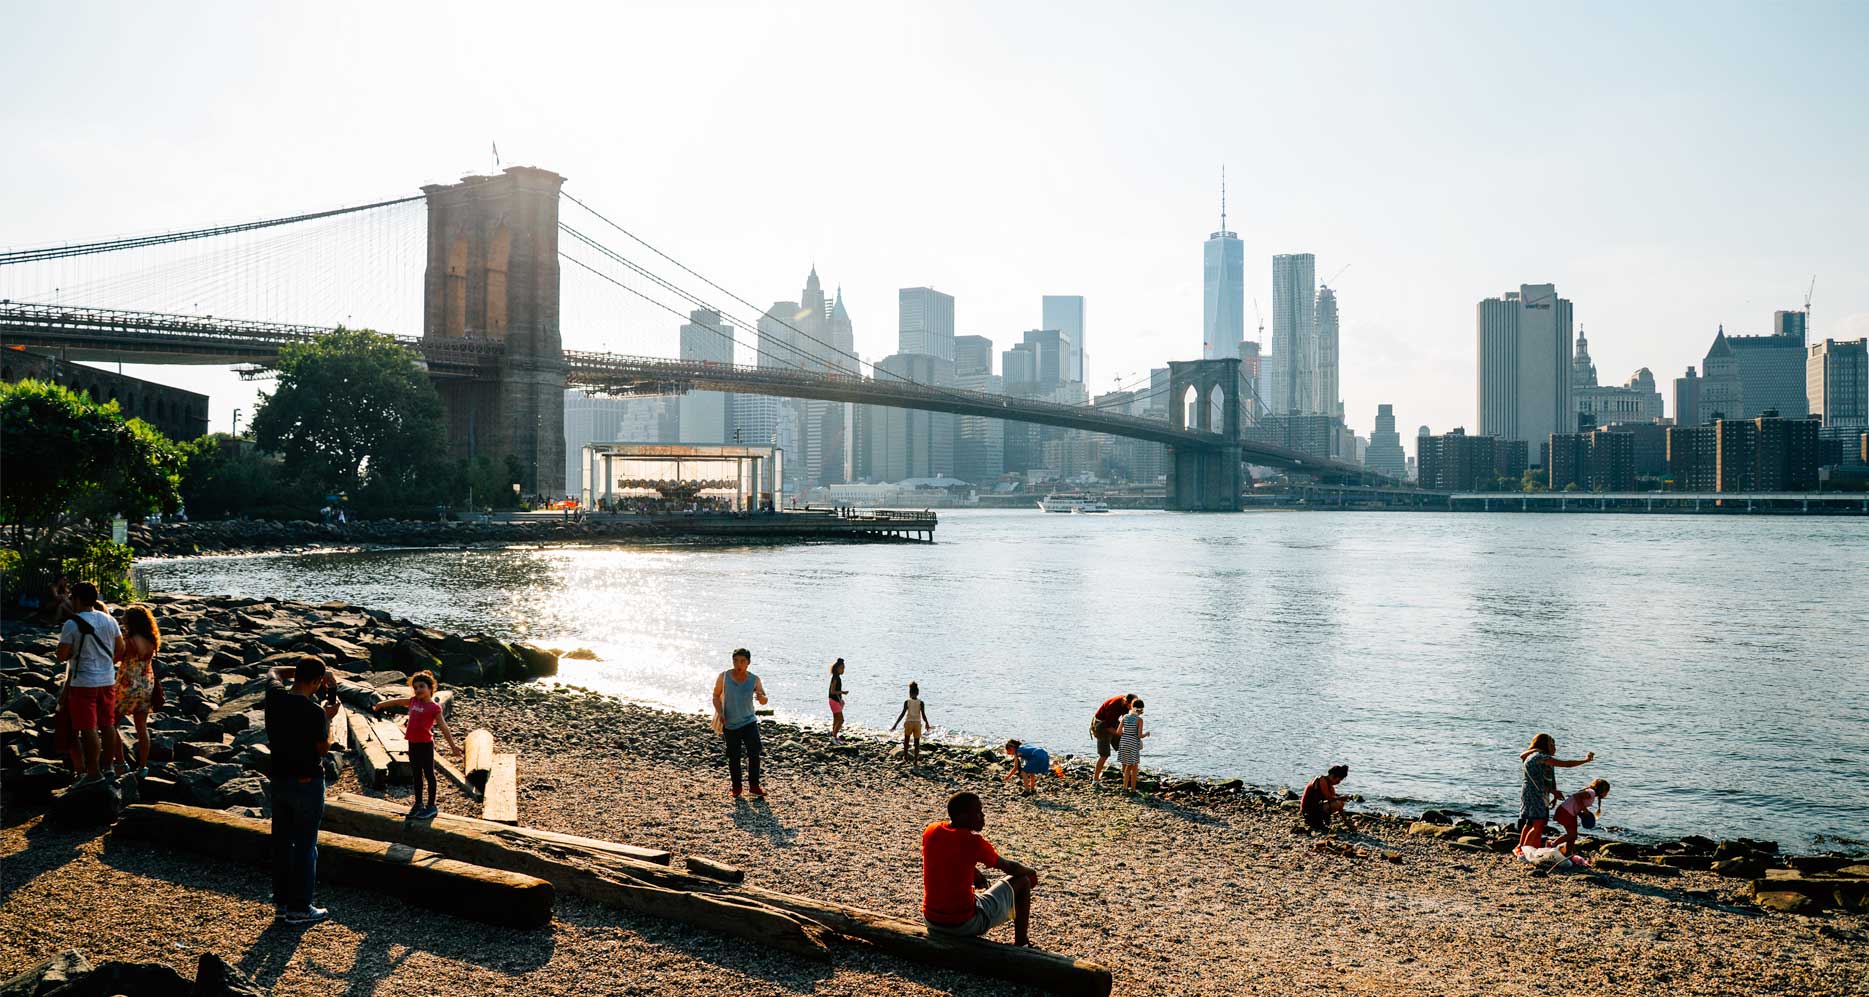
[0,166,1380,510]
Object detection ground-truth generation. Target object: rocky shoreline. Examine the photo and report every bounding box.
[127,515,929,559]
[4,594,1868,995]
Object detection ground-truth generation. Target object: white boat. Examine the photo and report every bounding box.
[1037,493,1111,514]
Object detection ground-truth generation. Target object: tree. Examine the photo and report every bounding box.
[250,328,446,505]
[0,378,184,572]
[179,433,304,519]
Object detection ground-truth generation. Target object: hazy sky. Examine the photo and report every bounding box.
[4,1,1866,441]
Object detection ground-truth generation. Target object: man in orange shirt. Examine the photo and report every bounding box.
[921,791,1040,946]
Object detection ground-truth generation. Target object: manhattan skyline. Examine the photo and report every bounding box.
[2,1,1866,440]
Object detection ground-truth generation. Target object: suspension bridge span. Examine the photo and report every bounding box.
[0,166,1379,509]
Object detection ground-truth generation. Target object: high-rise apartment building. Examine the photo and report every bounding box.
[1808,338,1869,430]
[859,353,957,482]
[1547,430,1635,492]
[1668,413,1820,492]
[1363,404,1406,479]
[1774,309,1809,343]
[1202,177,1244,361]
[953,334,1004,486]
[1418,428,1527,490]
[1674,366,1703,427]
[1002,343,1037,388]
[1269,253,1317,415]
[1018,329,1066,389]
[1727,330,1809,419]
[899,287,955,361]
[1314,284,1341,420]
[1476,284,1573,461]
[1041,295,1086,384]
[954,335,994,378]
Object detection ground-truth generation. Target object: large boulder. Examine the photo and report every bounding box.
[516,644,559,679]
[191,953,267,997]
[439,657,485,688]
[48,774,139,826]
[371,639,442,678]
[0,948,93,997]
[212,773,269,809]
[178,762,247,807]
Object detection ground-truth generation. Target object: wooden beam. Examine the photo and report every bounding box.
[317,796,829,960]
[329,793,668,865]
[111,802,553,928]
[736,884,1114,997]
[482,753,517,824]
[346,710,391,790]
[368,717,413,784]
[435,752,482,802]
[463,729,494,789]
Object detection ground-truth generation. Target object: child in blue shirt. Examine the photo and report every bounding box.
[1002,739,1055,796]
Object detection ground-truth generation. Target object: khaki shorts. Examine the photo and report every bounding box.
[925,877,1016,937]
[1094,723,1117,759]
[903,722,923,737]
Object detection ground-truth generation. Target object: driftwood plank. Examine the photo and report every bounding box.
[331,793,667,864]
[368,717,412,784]
[346,711,391,789]
[482,753,518,824]
[463,729,495,789]
[112,802,553,928]
[435,752,482,802]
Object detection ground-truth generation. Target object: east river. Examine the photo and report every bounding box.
[137,509,1869,847]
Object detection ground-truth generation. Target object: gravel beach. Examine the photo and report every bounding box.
[5,678,1866,996]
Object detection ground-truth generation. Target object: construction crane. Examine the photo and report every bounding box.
[1326,264,1351,287]
[1805,275,1816,337]
[1252,298,1265,343]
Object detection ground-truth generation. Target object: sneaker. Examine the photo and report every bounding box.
[282,906,329,925]
[749,784,767,798]
[731,787,743,798]
[71,774,103,789]
[405,806,422,820]
[419,805,440,819]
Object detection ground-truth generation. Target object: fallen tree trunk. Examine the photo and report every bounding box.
[318,795,1112,995]
[111,802,554,928]
[318,795,830,960]
[329,793,670,864]
[463,729,495,789]
[736,884,1114,997]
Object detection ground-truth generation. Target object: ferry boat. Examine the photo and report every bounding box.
[1037,493,1111,514]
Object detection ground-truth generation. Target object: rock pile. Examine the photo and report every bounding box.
[1,594,559,825]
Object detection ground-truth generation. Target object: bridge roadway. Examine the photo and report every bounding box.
[0,300,1369,479]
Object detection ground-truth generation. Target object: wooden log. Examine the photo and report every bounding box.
[463,729,495,789]
[317,796,829,960]
[111,802,553,928]
[735,884,1114,997]
[482,753,517,824]
[435,752,482,802]
[685,856,745,883]
[346,710,391,790]
[329,793,669,865]
[368,717,413,784]
[328,704,351,752]
[1591,856,1683,877]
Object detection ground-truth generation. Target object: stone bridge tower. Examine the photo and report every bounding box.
[1166,357,1243,511]
[421,167,567,497]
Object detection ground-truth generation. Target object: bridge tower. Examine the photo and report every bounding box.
[1166,358,1243,511]
[421,167,568,497]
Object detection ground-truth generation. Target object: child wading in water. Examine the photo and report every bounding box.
[891,682,931,765]
[1002,740,1058,796]
[1117,698,1149,793]
[827,658,848,744]
[373,671,461,819]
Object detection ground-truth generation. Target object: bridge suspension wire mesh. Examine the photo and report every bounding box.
[0,196,425,336]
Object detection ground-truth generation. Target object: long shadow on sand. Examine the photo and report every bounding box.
[731,799,800,847]
[0,814,94,909]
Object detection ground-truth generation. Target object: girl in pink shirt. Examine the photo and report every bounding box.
[373,671,461,819]
[1553,778,1610,855]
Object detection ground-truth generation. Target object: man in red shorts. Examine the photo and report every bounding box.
[1091,692,1136,785]
[56,581,124,786]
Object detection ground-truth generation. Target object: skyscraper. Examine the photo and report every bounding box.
[1774,309,1809,344]
[953,335,1003,486]
[743,267,856,488]
[1270,253,1316,415]
[1725,328,1809,419]
[899,287,955,361]
[1041,295,1086,384]
[1674,366,1703,427]
[1476,284,1573,458]
[954,335,994,378]
[1202,171,1244,361]
[1700,327,1743,421]
[677,308,735,445]
[1808,338,1868,429]
[861,353,957,481]
[1314,283,1341,420]
[1363,404,1406,479]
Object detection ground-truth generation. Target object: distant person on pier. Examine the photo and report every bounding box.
[891,681,931,765]
[713,648,769,798]
[1299,764,1351,831]
[1090,692,1137,786]
[922,791,1041,947]
[1552,779,1610,856]
[1117,699,1149,793]
[827,658,847,744]
[1517,733,1595,850]
[1002,739,1056,795]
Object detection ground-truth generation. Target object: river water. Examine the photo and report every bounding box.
[136,510,1869,847]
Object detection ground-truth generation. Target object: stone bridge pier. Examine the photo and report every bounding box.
[421,167,568,497]
[1166,358,1243,511]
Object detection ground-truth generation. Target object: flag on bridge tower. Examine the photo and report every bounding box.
[492,141,500,168]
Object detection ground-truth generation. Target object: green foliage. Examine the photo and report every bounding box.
[0,549,22,606]
[454,454,526,511]
[1520,468,1546,493]
[180,434,307,519]
[0,379,184,567]
[249,328,446,504]
[60,539,137,604]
